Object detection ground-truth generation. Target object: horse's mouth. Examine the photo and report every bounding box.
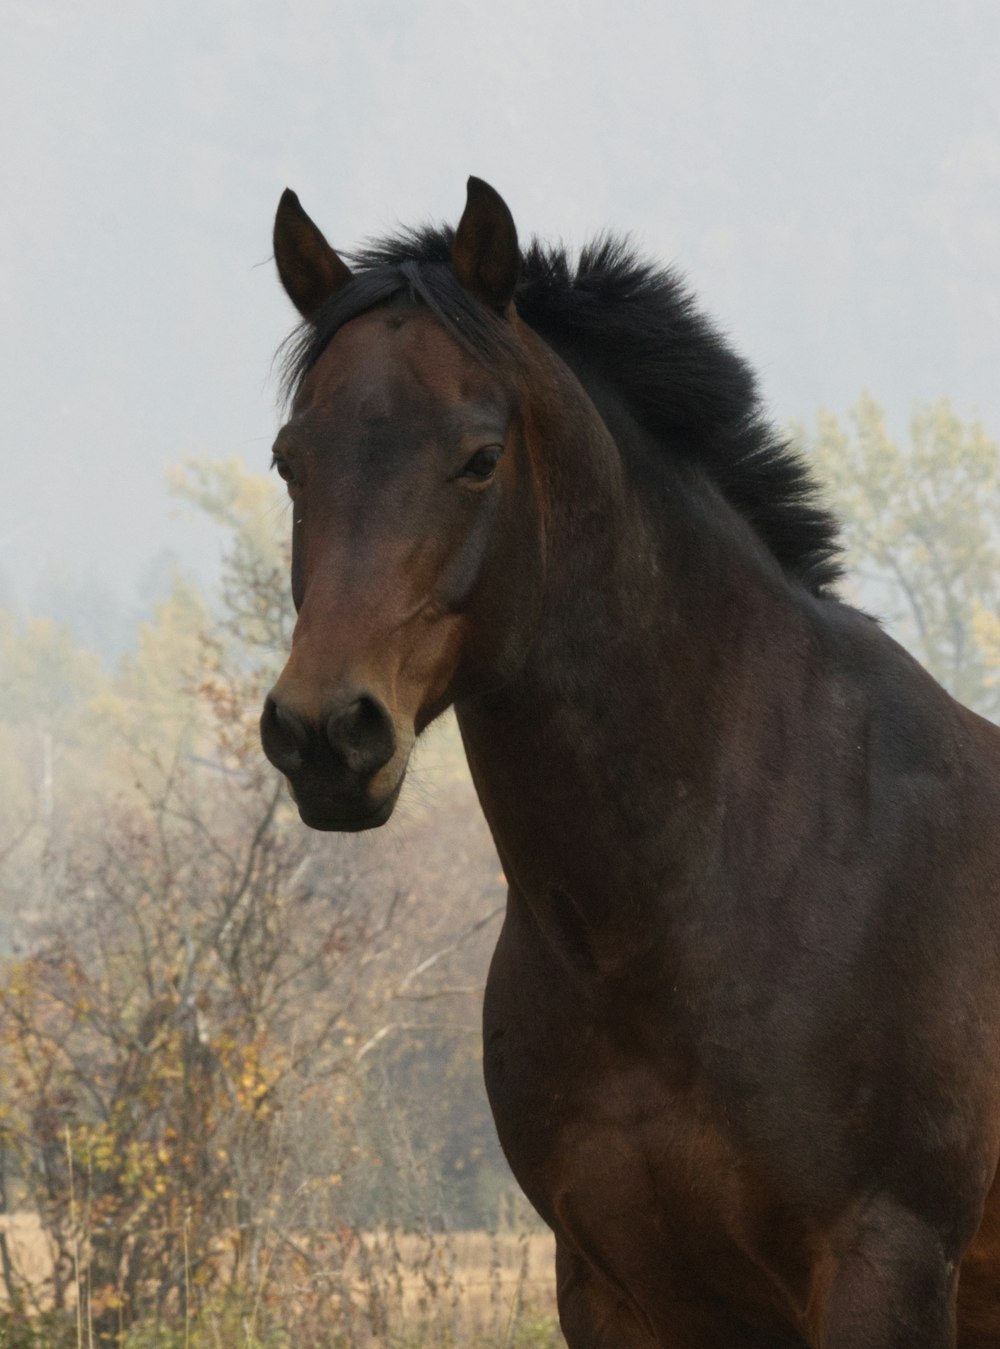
[286,777,404,832]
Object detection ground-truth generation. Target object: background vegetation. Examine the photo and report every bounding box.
[0,397,996,1345]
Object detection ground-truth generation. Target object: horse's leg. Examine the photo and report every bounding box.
[954,1162,1000,1347]
[814,1199,959,1348]
[556,1241,809,1349]
[555,1241,660,1348]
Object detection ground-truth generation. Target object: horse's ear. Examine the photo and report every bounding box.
[451,177,519,314]
[273,188,353,320]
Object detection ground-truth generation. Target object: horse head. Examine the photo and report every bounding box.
[260,179,544,830]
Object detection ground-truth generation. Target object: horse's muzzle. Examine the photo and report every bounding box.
[260,690,406,831]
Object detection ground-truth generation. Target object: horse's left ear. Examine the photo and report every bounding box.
[273,188,353,320]
[451,177,520,314]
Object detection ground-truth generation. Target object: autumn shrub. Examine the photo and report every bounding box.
[0,460,521,1341]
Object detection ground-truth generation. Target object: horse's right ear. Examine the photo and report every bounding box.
[452,177,519,313]
[273,189,353,320]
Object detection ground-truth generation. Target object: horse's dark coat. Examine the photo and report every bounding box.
[262,178,1000,1347]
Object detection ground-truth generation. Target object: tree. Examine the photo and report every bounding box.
[0,590,401,1340]
[797,395,1000,720]
[0,610,107,949]
[0,457,513,1342]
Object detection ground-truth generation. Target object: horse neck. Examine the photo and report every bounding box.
[456,366,821,942]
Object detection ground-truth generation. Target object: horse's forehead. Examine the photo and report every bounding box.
[296,308,501,417]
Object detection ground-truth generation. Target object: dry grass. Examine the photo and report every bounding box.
[0,1213,56,1305]
[330,1228,558,1341]
[0,1213,563,1346]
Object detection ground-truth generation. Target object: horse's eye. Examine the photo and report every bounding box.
[457,447,502,482]
[271,454,295,485]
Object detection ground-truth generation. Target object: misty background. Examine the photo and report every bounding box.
[3,0,999,659]
[1,5,999,1338]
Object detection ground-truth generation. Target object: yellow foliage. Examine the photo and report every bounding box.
[798,395,1000,718]
[973,605,1000,688]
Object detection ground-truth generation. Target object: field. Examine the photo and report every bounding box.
[0,1214,564,1347]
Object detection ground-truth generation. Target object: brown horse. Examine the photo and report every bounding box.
[260,178,1000,1347]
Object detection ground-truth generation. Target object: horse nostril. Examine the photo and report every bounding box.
[326,695,396,778]
[260,694,307,773]
[262,691,396,783]
[274,699,310,749]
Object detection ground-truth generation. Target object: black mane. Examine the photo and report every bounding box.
[282,226,841,596]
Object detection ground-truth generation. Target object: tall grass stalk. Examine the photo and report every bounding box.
[63,1128,82,1349]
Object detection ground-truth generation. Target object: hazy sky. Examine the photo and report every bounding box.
[4,0,999,620]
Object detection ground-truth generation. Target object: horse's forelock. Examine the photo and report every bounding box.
[278,259,521,407]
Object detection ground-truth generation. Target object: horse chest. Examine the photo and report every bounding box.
[483,974,818,1335]
[480,906,825,1327]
